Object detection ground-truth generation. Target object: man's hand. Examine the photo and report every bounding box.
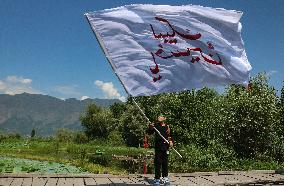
[149,123,154,129]
[169,141,173,147]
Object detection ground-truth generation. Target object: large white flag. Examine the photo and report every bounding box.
[86,4,252,97]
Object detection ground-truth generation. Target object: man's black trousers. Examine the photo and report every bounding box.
[154,150,169,179]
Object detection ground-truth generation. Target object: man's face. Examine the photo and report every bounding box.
[158,116,166,122]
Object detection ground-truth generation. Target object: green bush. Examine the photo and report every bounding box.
[107,131,125,146]
[80,104,114,139]
[221,74,278,158]
[0,133,21,142]
[119,105,147,147]
[169,141,236,172]
[88,154,110,166]
[74,132,89,144]
[55,128,74,142]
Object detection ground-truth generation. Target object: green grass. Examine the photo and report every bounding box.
[0,138,148,174]
[0,156,86,174]
[1,137,284,174]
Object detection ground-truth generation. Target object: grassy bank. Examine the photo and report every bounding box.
[1,137,284,174]
[0,137,148,174]
[0,156,85,174]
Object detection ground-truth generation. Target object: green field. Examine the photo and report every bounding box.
[0,137,149,174]
[0,156,85,174]
[1,137,284,174]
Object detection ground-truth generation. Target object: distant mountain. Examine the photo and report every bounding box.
[0,93,121,136]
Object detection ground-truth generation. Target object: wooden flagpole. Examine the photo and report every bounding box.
[85,14,182,158]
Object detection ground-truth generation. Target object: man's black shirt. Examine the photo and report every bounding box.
[147,123,172,151]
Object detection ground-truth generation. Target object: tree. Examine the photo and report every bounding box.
[55,128,74,142]
[80,103,113,139]
[132,95,161,122]
[109,102,127,119]
[31,128,36,138]
[187,88,220,146]
[119,105,147,147]
[279,84,284,134]
[271,83,284,161]
[221,73,279,158]
[153,91,193,145]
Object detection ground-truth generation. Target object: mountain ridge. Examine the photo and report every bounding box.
[0,93,121,136]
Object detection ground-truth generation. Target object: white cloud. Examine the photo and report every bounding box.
[80,96,90,100]
[6,76,32,84]
[54,85,81,97]
[266,70,278,77]
[0,76,40,95]
[95,80,126,102]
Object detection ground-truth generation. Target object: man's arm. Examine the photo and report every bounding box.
[146,123,155,135]
[167,125,174,147]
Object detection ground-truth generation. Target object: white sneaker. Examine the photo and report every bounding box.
[153,178,160,186]
[162,177,170,186]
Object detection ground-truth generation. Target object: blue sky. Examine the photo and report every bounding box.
[1,0,284,101]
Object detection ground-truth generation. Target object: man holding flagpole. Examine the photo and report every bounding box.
[147,114,173,186]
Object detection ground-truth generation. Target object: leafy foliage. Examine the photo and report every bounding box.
[80,73,284,169]
[0,156,85,174]
[119,105,147,147]
[109,102,127,119]
[80,104,114,139]
[31,129,36,138]
[221,74,279,158]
